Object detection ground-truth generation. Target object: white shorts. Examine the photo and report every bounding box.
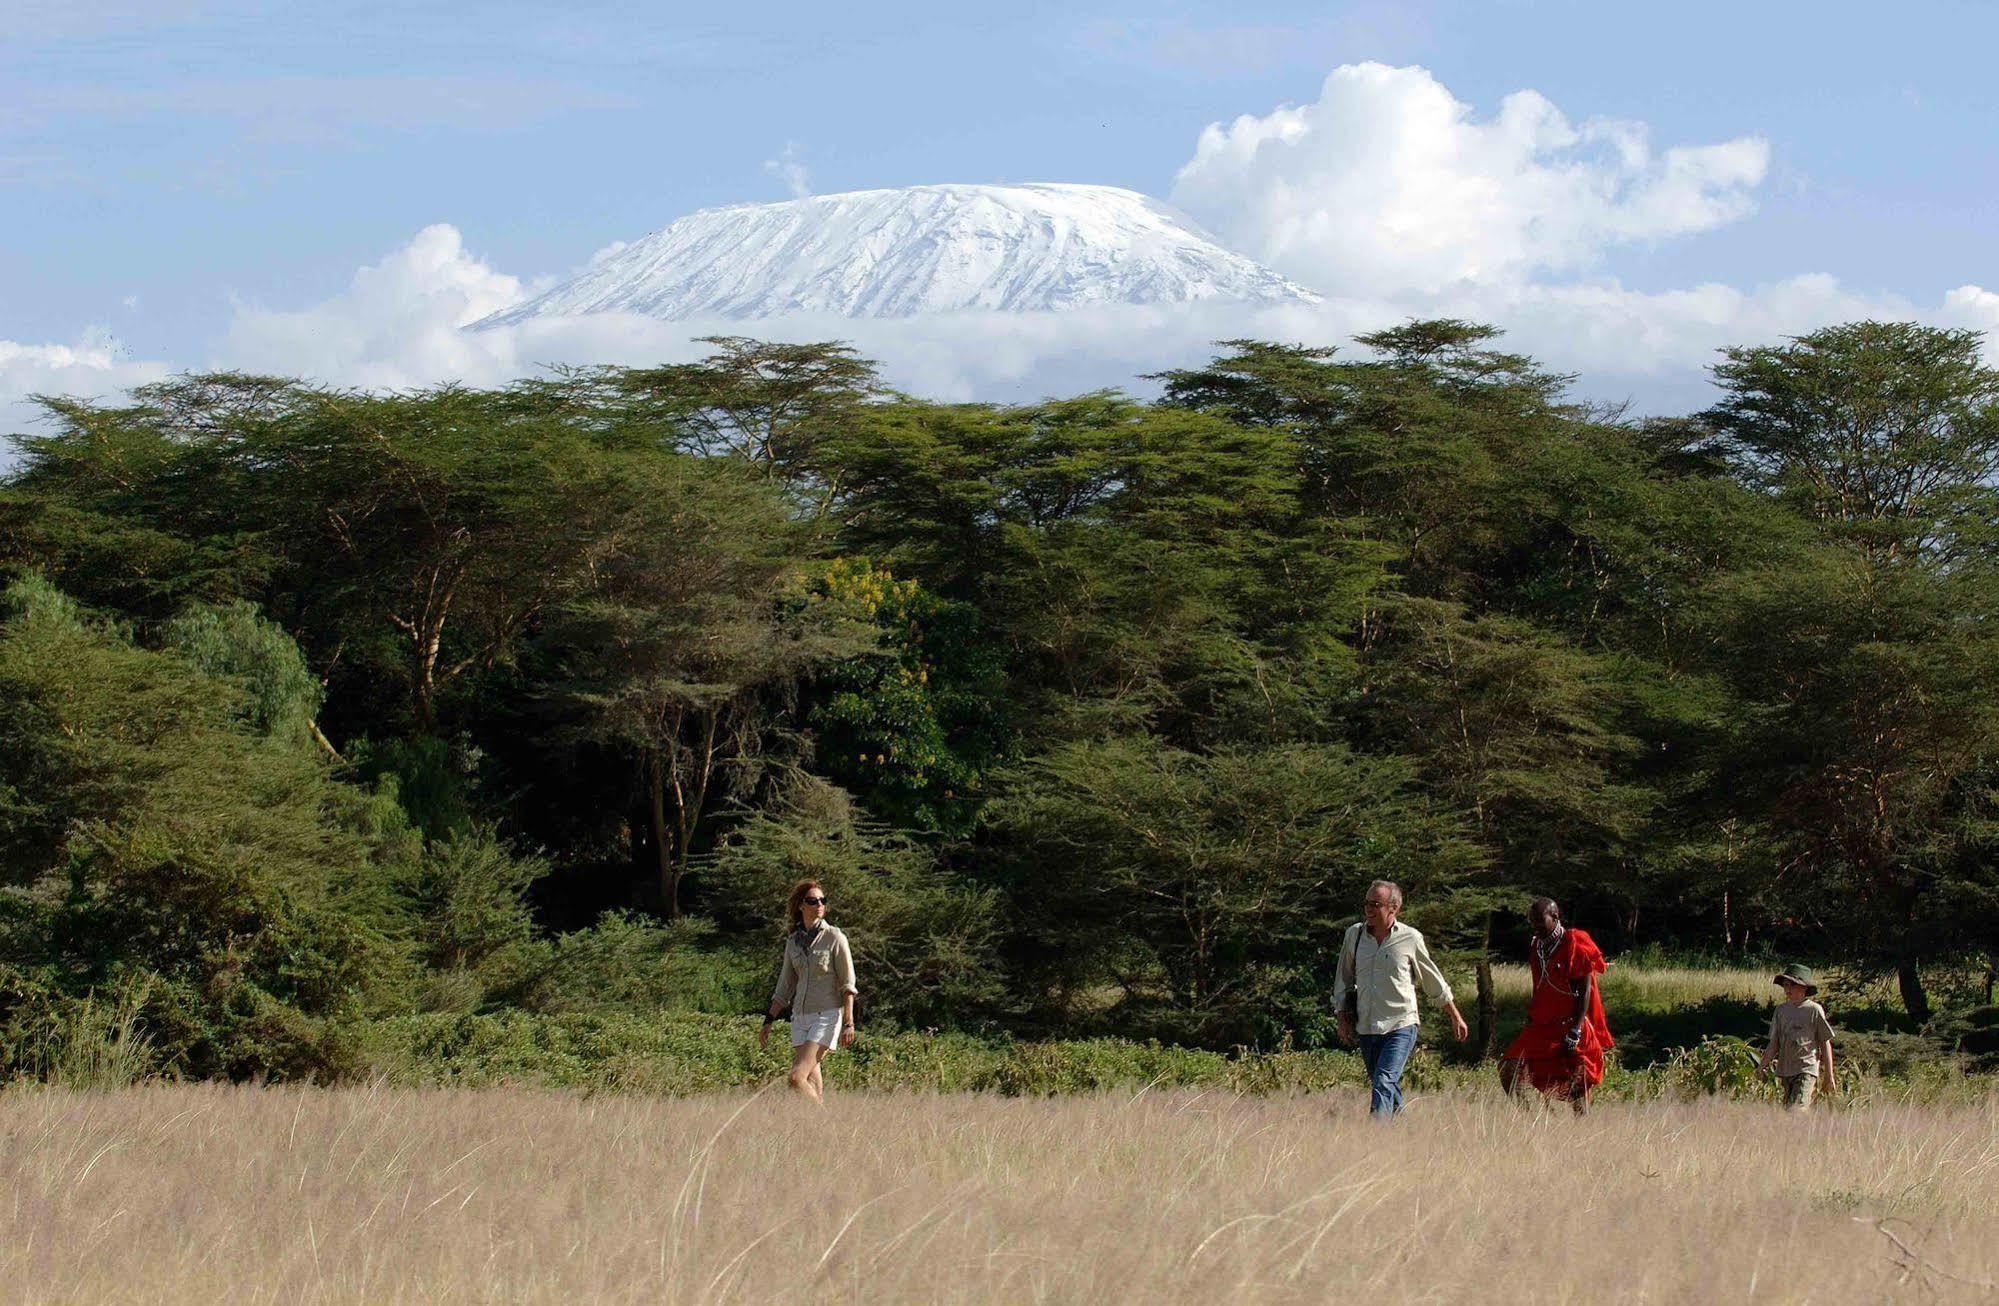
[791,1009,844,1050]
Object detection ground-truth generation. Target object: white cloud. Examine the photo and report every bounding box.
[1148,61,1999,406]
[9,217,1992,463]
[0,328,171,456]
[1941,283,1999,334]
[763,142,811,199]
[219,223,529,390]
[187,221,1978,418]
[1172,62,1769,296]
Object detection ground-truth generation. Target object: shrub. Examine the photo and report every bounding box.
[363,1008,1373,1097]
[0,968,161,1089]
[397,826,544,972]
[1937,1004,1999,1069]
[0,577,422,1080]
[491,913,768,1017]
[706,779,1004,1027]
[160,600,323,741]
[1660,1035,1777,1101]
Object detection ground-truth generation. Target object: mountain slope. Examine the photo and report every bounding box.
[472,184,1318,326]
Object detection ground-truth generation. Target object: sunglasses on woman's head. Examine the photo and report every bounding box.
[801,896,827,906]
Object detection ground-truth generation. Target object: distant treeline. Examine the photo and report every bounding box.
[3,320,1997,1080]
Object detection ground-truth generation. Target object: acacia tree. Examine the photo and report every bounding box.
[1354,597,1653,1049]
[5,378,666,732]
[256,385,669,731]
[1157,328,1669,967]
[1708,322,1999,566]
[542,455,874,917]
[821,393,1390,747]
[590,338,887,522]
[1702,323,1999,1020]
[1154,321,1578,605]
[1,375,303,616]
[989,736,1481,1047]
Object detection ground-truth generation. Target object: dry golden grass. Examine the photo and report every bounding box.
[2,1083,1995,1304]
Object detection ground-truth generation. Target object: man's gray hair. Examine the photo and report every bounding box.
[1366,880,1404,908]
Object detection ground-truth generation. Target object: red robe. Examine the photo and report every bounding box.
[1502,927,1614,1096]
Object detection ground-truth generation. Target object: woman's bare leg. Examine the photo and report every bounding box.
[788,1041,827,1103]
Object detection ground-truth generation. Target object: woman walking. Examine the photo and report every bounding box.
[759,880,857,1103]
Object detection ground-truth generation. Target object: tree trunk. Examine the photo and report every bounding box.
[644,748,679,919]
[1475,910,1498,1060]
[1984,954,1996,1007]
[1476,957,1497,1061]
[413,670,436,731]
[1896,958,1931,1024]
[308,718,344,764]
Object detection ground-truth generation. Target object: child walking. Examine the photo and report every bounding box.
[1759,963,1835,1111]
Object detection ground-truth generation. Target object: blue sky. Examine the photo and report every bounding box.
[4,0,1997,423]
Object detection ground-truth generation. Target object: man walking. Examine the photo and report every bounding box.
[1499,897,1614,1114]
[1333,880,1470,1116]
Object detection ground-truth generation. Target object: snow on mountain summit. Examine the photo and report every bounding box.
[471,184,1319,326]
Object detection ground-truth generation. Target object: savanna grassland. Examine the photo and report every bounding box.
[3,1082,1995,1305]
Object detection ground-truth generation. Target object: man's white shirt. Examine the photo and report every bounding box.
[1332,919,1455,1035]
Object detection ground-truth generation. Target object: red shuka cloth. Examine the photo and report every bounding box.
[1502,927,1614,1095]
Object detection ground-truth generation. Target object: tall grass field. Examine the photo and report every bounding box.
[2,1083,1994,1303]
[4,960,1994,1302]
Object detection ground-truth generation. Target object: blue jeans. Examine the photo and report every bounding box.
[1357,1024,1418,1116]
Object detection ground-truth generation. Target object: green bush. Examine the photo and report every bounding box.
[0,577,422,1080]
[0,968,162,1089]
[706,779,1004,1027]
[364,1009,772,1094]
[1659,1035,1777,1101]
[397,826,544,973]
[160,600,324,741]
[362,1008,1377,1097]
[489,913,769,1017]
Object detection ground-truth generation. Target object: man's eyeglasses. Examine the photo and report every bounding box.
[1363,900,1398,911]
[801,896,828,906]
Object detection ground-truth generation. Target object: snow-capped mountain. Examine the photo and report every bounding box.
[472,184,1318,326]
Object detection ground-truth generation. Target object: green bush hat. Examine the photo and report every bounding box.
[1773,963,1818,995]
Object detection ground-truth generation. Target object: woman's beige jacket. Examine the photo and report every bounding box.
[772,924,858,1018]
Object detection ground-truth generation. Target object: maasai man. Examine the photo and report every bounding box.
[1500,897,1613,1113]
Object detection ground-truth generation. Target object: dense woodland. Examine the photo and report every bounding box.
[4,319,1998,1081]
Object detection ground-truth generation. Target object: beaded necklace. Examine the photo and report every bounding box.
[1533,926,1567,996]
